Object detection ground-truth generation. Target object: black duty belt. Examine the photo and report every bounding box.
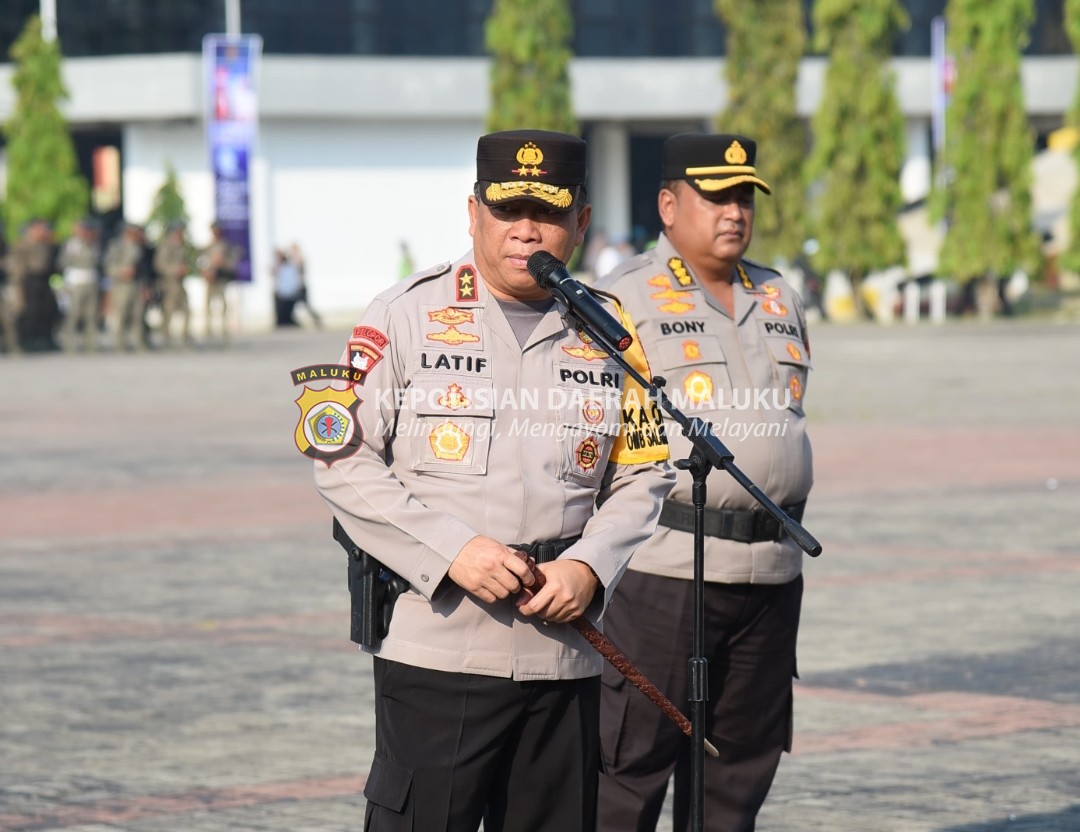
[510,536,581,564]
[658,500,806,544]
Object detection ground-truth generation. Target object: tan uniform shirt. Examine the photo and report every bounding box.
[154,238,191,282]
[57,237,100,287]
[314,252,674,680]
[201,239,239,283]
[104,237,143,283]
[597,233,813,585]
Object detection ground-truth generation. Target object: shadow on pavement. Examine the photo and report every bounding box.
[936,804,1080,831]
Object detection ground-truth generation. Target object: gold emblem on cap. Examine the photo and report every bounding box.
[512,142,546,177]
[725,140,748,165]
[485,181,573,208]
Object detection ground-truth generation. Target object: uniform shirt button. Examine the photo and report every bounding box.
[420,574,429,582]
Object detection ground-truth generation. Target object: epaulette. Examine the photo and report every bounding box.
[404,261,453,286]
[620,251,653,271]
[595,250,652,286]
[378,261,453,304]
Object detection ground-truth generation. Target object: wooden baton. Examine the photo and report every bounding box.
[515,552,718,758]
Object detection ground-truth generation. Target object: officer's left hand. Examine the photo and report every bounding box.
[515,559,599,624]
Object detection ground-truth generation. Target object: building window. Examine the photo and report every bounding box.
[0,0,1068,59]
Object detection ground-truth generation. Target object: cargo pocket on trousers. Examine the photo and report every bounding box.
[364,754,413,815]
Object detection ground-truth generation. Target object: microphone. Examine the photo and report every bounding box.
[527,251,633,352]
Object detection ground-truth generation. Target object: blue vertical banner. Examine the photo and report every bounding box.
[203,34,263,283]
[930,16,952,157]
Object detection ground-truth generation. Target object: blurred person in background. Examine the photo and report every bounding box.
[287,242,322,328]
[0,229,20,355]
[271,246,302,327]
[199,221,240,345]
[58,218,103,352]
[153,220,194,349]
[8,218,60,352]
[104,222,150,352]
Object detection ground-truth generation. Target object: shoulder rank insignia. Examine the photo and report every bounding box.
[668,257,695,287]
[456,265,479,303]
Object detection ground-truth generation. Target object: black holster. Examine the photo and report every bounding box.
[332,518,410,648]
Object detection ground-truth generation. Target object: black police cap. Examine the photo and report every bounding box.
[476,129,587,213]
[662,133,771,196]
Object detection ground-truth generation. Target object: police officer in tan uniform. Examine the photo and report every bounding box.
[314,129,674,832]
[58,218,102,352]
[595,134,813,832]
[153,220,193,348]
[0,232,18,355]
[104,223,149,352]
[8,218,60,352]
[199,221,239,344]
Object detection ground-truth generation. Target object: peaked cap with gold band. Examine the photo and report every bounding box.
[661,133,771,197]
[476,129,587,213]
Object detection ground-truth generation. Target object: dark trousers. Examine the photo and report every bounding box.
[365,658,601,832]
[597,571,803,832]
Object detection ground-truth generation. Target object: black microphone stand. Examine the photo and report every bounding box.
[552,291,821,832]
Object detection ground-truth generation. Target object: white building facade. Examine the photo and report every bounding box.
[0,17,1076,329]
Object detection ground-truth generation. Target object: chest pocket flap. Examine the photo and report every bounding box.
[407,375,495,475]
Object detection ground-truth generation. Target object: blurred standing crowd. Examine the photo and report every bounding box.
[0,216,241,355]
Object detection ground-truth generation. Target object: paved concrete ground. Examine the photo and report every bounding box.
[1,319,1078,832]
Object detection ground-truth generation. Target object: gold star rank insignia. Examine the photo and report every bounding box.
[456,266,478,303]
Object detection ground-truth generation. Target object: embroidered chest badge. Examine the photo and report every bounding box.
[427,307,481,345]
[575,436,600,473]
[761,298,789,318]
[582,400,605,425]
[438,383,471,410]
[429,421,471,461]
[683,371,714,406]
[562,330,610,361]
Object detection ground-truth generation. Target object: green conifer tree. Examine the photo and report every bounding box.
[714,0,807,265]
[3,15,88,244]
[485,0,577,134]
[145,163,190,244]
[1061,0,1080,274]
[931,0,1040,311]
[806,0,909,314]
